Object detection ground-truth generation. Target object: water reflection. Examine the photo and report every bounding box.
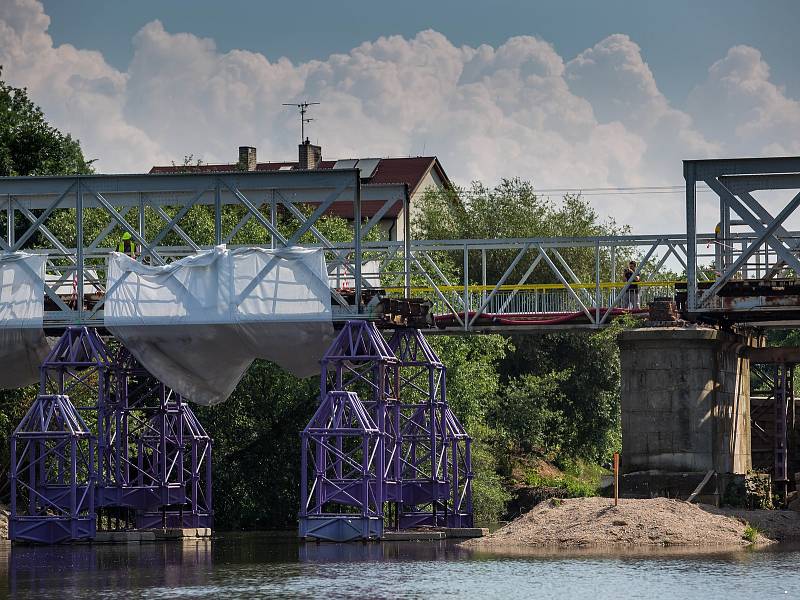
[299,539,470,562]
[2,535,800,599]
[5,539,215,597]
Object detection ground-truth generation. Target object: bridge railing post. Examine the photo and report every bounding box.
[595,240,601,325]
[463,244,469,332]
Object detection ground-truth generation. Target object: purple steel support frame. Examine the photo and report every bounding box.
[9,327,213,543]
[40,327,115,487]
[299,321,398,541]
[300,390,382,541]
[299,321,473,541]
[114,348,214,529]
[9,394,96,543]
[387,328,473,528]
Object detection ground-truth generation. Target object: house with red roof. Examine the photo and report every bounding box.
[150,140,453,241]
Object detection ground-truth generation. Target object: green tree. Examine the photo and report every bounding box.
[413,178,634,506]
[495,370,572,454]
[429,335,511,523]
[429,335,510,429]
[416,178,619,242]
[414,178,628,285]
[0,68,93,176]
[498,314,638,464]
[194,361,319,530]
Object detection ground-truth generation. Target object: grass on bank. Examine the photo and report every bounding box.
[522,459,607,498]
[743,523,760,544]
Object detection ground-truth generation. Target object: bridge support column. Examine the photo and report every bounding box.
[619,327,752,503]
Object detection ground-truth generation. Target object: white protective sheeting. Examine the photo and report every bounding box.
[0,252,50,388]
[105,246,335,406]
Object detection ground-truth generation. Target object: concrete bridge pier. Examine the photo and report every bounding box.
[618,327,752,505]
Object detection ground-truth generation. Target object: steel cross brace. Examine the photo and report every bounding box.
[699,180,800,306]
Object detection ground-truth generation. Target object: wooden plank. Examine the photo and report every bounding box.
[686,470,715,504]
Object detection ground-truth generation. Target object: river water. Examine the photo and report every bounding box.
[2,534,800,599]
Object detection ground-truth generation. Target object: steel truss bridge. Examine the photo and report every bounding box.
[1,156,800,332]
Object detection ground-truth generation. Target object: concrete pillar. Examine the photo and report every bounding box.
[619,327,751,475]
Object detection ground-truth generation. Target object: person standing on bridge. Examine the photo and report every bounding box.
[117,231,136,258]
[623,260,640,309]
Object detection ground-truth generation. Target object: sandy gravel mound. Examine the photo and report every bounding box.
[465,497,771,549]
[716,507,800,542]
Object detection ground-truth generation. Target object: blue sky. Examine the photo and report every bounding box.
[42,0,800,104]
[4,0,800,232]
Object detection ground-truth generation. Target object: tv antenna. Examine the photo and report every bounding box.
[283,101,320,142]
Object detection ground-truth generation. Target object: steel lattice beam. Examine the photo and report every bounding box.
[685,156,800,314]
[5,164,800,331]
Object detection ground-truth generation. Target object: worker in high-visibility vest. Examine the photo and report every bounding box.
[117,231,136,257]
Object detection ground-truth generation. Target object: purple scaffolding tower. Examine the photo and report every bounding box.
[299,321,473,541]
[388,327,473,529]
[8,327,213,543]
[112,347,213,530]
[299,321,397,541]
[9,395,96,543]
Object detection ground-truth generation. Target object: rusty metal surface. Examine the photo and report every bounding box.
[676,278,800,324]
[746,347,800,364]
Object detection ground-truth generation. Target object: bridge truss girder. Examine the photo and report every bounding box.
[685,156,800,317]
[6,161,800,332]
[354,233,722,331]
[0,170,410,326]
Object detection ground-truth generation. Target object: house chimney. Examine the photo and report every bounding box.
[238,146,257,171]
[298,138,322,169]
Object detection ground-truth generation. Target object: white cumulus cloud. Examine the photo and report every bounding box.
[1,0,798,233]
[687,45,800,156]
[0,0,164,172]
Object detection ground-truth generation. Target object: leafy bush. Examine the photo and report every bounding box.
[498,316,637,464]
[745,473,774,510]
[743,523,760,543]
[494,370,572,453]
[469,425,513,523]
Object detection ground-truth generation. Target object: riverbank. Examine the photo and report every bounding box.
[463,497,776,549]
[715,506,800,542]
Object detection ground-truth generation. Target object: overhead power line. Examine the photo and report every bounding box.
[459,183,713,198]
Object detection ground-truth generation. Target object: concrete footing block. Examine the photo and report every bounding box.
[443,527,488,538]
[92,531,143,544]
[78,528,211,544]
[148,527,213,540]
[383,531,445,541]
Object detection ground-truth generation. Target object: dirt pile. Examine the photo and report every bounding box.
[464,497,771,549]
[716,507,800,542]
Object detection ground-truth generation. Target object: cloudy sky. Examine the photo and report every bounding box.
[2,0,799,233]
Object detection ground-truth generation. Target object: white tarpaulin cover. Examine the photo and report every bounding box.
[0,252,50,388]
[105,246,334,405]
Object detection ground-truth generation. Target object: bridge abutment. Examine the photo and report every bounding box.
[619,327,752,501]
